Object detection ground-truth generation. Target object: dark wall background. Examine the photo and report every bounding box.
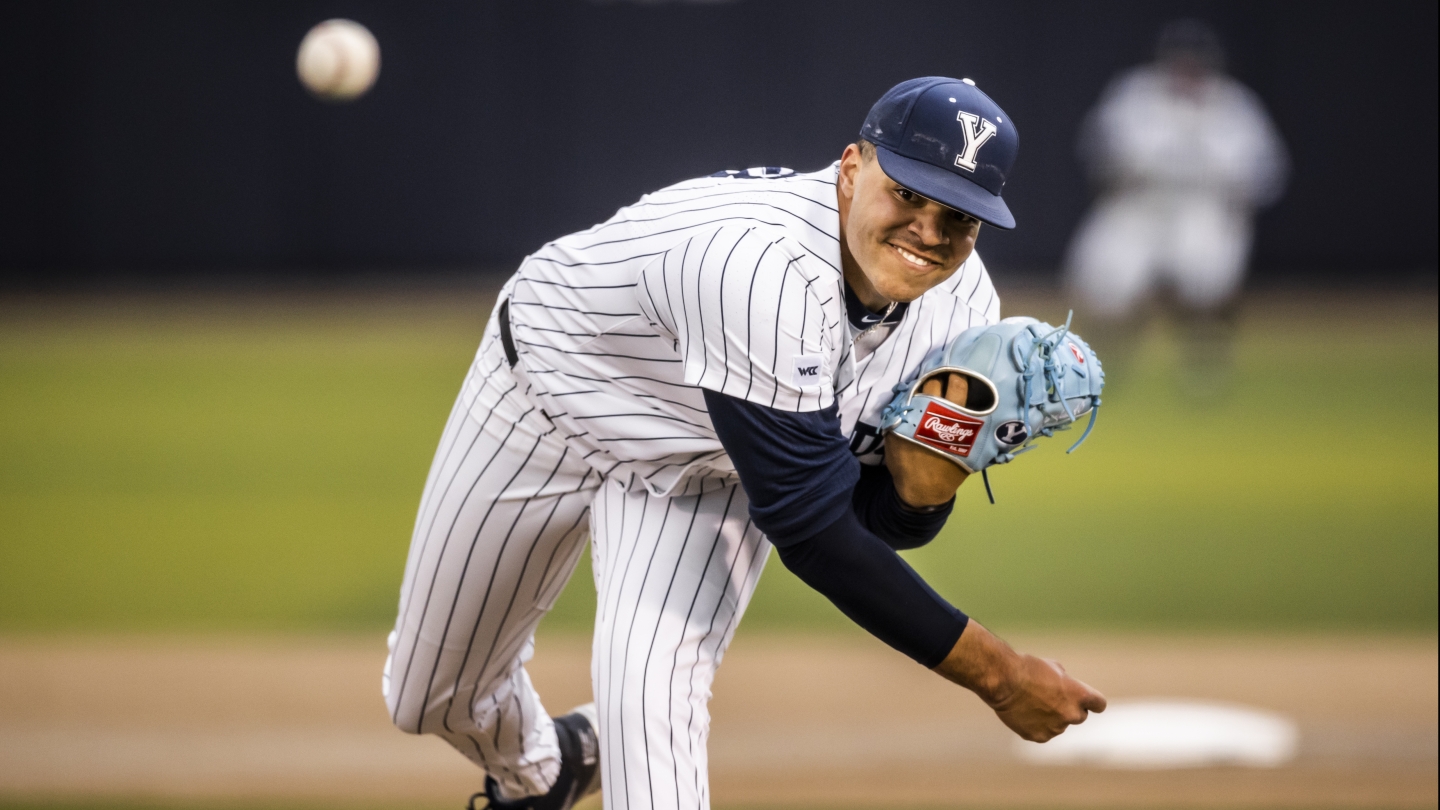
[2,0,1436,285]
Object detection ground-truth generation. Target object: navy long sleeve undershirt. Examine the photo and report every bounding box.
[702,389,968,668]
[852,463,956,551]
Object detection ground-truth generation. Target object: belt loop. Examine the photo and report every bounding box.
[498,297,519,368]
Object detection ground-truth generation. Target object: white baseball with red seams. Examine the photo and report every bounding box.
[296,19,380,101]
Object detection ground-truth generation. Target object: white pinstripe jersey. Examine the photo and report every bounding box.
[495,162,1000,498]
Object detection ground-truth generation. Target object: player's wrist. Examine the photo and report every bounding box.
[895,492,954,514]
[971,631,1026,708]
[933,620,1023,705]
[892,478,962,509]
[884,435,968,507]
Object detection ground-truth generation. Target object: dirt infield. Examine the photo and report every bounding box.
[0,633,1434,808]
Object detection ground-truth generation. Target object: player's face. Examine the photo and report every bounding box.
[837,144,982,306]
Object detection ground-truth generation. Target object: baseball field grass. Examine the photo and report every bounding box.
[0,286,1435,637]
[0,285,1435,809]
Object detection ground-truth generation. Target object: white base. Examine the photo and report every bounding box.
[1014,699,1298,769]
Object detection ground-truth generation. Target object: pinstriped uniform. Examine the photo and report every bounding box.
[385,163,999,808]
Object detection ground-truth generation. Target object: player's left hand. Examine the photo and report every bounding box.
[884,372,970,507]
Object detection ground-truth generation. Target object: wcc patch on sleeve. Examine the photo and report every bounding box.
[791,355,825,388]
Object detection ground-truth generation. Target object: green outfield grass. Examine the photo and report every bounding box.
[0,289,1435,636]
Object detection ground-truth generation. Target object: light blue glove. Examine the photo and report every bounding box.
[879,315,1104,487]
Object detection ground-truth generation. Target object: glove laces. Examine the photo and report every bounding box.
[1018,311,1100,455]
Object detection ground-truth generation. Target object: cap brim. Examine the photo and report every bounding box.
[874,145,1016,229]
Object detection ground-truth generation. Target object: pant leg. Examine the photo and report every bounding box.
[385,322,601,799]
[1167,195,1251,311]
[1063,193,1162,320]
[590,480,771,810]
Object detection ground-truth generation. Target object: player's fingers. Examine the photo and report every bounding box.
[946,373,969,406]
[1079,684,1108,714]
[1061,674,1107,716]
[1050,662,1107,722]
[1060,695,1091,725]
[920,376,944,397]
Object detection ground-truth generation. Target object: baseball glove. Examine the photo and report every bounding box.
[879,315,1104,496]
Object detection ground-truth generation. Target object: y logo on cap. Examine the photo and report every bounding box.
[954,112,998,172]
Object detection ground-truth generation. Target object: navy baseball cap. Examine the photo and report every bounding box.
[859,77,1019,229]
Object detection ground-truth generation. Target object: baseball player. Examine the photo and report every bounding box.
[385,76,1106,810]
[1063,19,1288,384]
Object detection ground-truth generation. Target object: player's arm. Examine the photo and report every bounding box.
[704,388,964,662]
[866,372,1112,741]
[704,390,1104,741]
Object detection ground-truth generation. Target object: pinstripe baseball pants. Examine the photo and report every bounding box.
[384,319,770,810]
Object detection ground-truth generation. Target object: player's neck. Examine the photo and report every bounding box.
[839,241,892,312]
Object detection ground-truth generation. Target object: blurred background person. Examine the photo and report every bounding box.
[1064,19,1288,393]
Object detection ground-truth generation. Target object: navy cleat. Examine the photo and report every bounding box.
[467,703,602,810]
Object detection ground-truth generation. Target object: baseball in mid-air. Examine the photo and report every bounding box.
[296,19,380,102]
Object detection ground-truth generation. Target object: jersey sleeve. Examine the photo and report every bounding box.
[636,224,841,412]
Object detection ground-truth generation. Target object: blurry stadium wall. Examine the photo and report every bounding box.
[0,0,1435,286]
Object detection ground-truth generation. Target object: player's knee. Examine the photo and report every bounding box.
[390,710,424,735]
[387,696,444,736]
[383,680,455,736]
[383,684,422,735]
[382,662,431,735]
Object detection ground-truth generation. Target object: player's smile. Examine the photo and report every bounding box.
[890,241,942,270]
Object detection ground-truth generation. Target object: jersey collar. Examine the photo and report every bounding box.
[844,281,909,331]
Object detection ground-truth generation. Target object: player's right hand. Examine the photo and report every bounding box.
[933,620,1106,742]
[987,654,1107,743]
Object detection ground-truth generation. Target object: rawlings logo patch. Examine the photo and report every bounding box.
[913,401,984,457]
[1067,341,1085,363]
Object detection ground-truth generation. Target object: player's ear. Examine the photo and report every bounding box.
[838,144,862,198]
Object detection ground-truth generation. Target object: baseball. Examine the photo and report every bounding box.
[296,19,380,102]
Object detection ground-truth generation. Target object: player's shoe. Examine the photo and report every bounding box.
[467,703,602,810]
